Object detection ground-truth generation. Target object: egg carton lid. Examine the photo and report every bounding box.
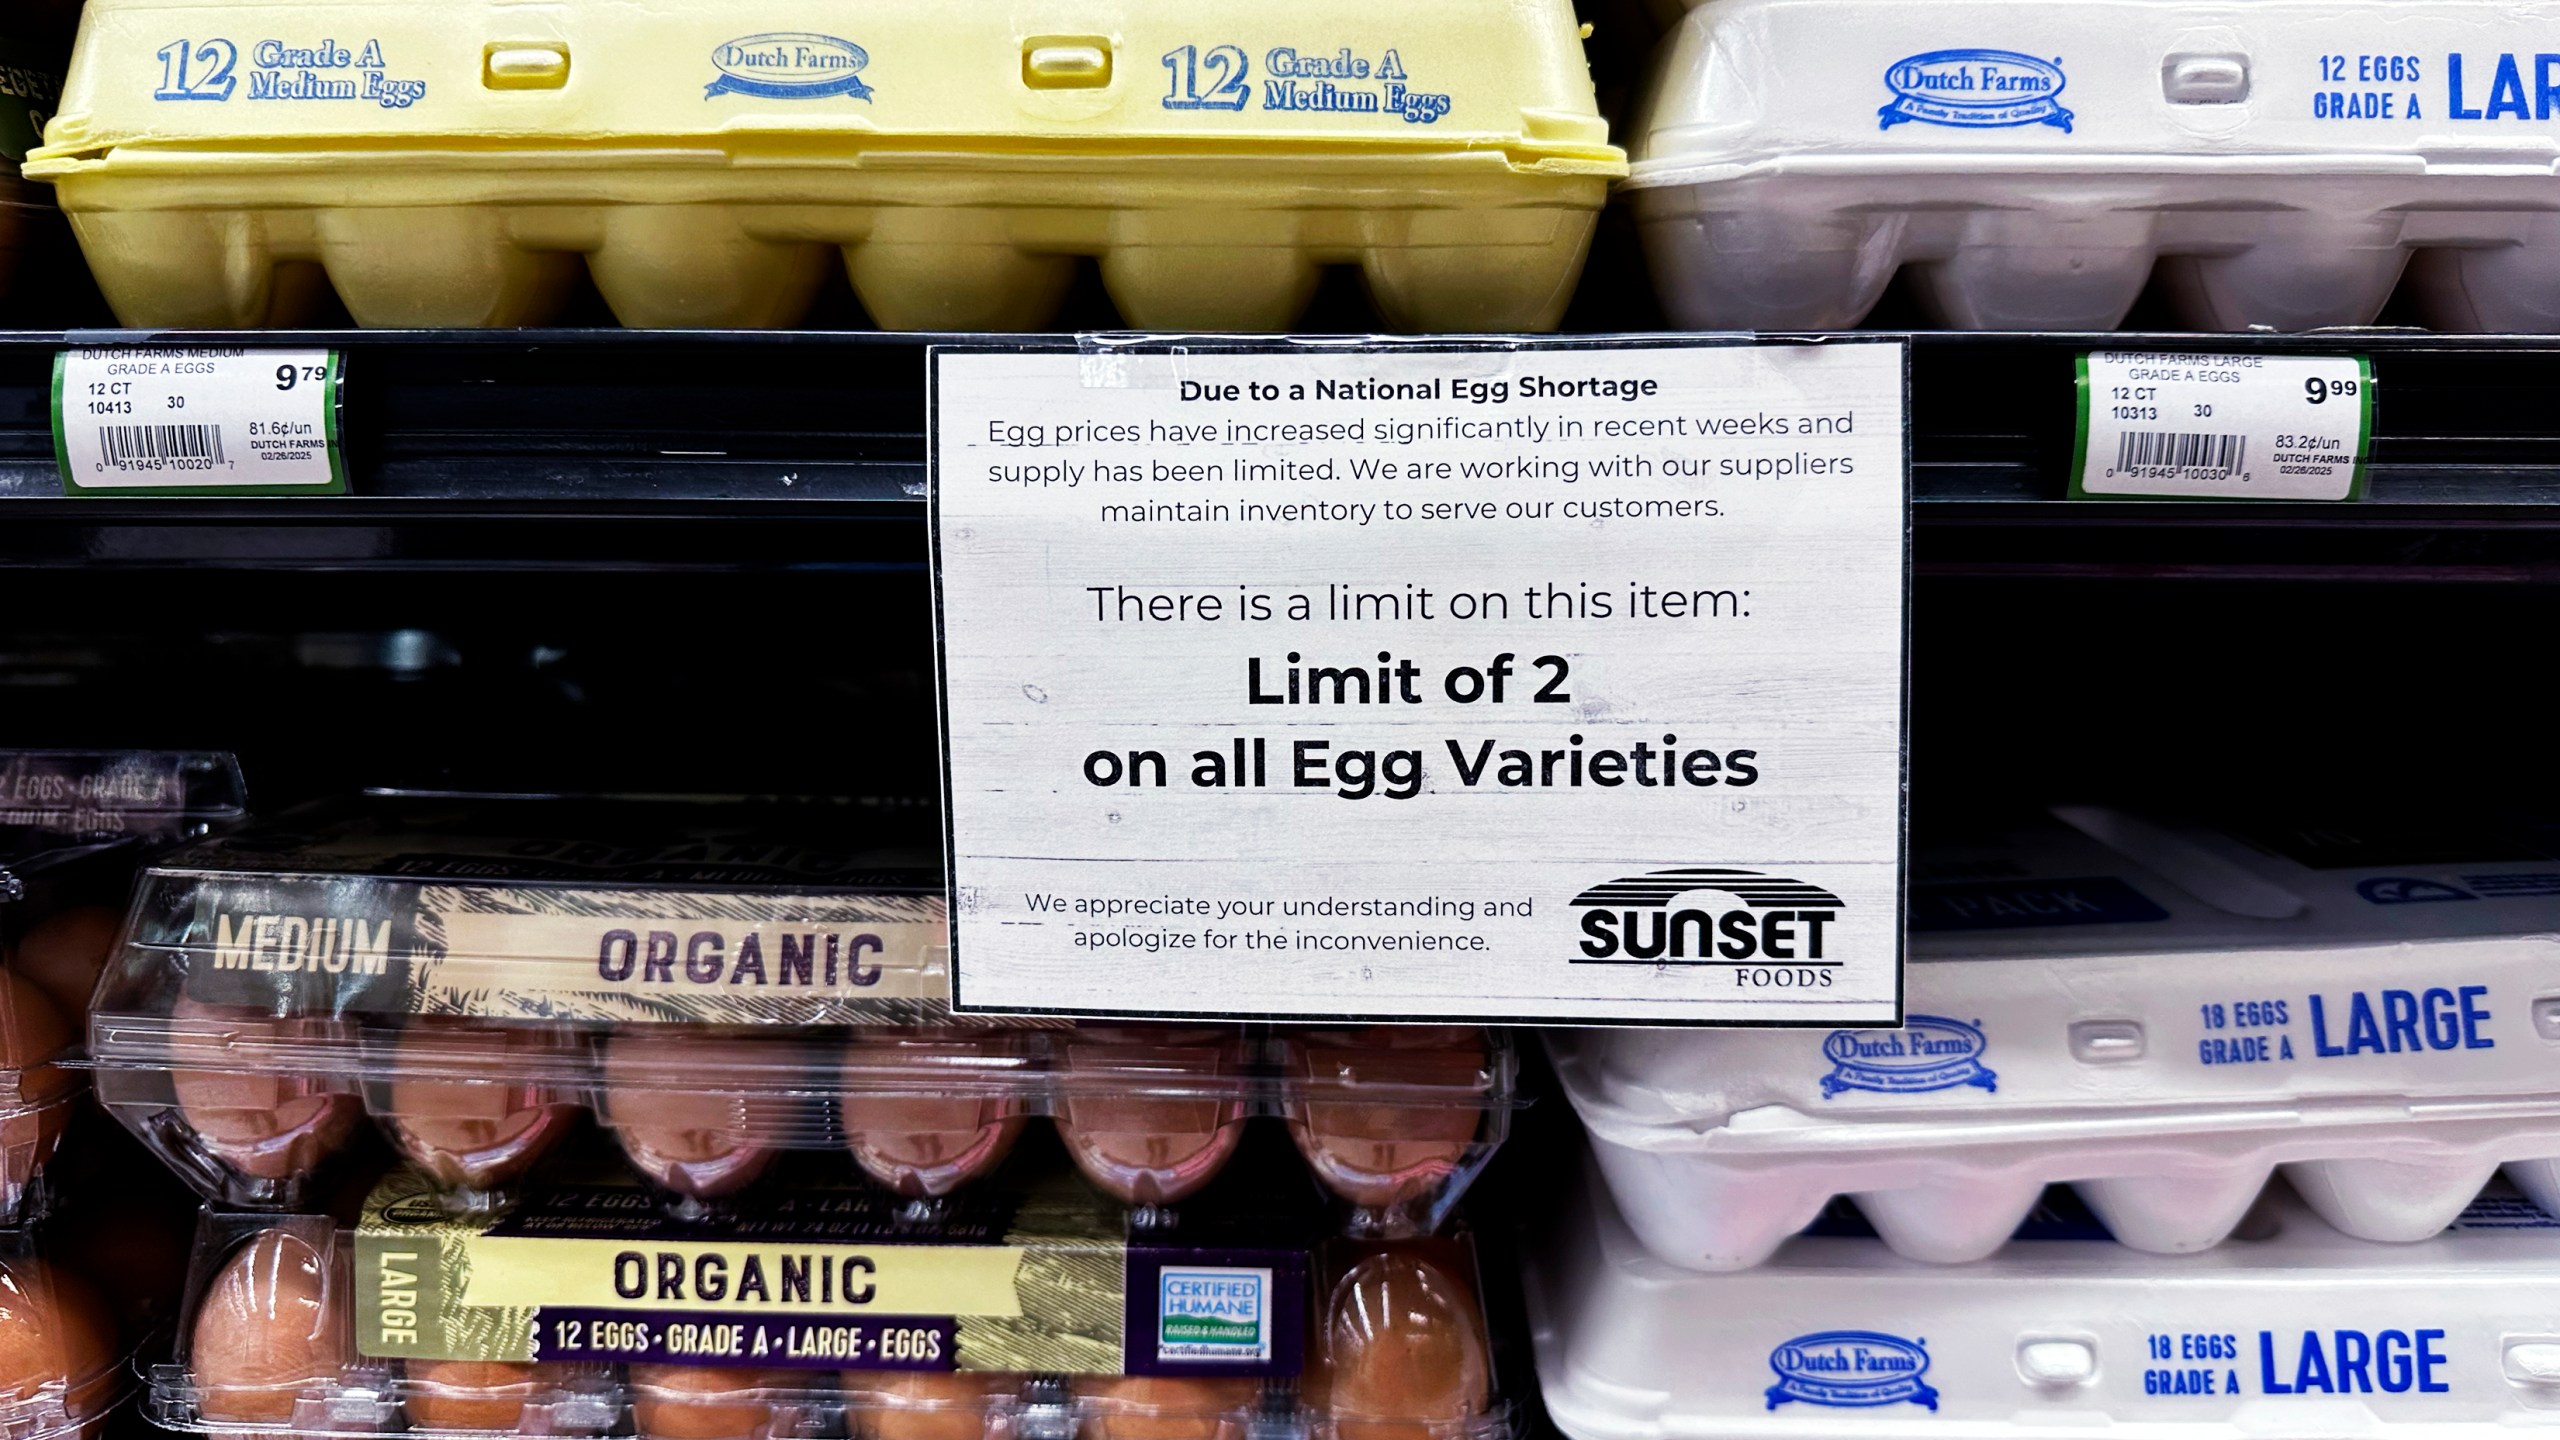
[1551,805,2560,1140]
[32,0,1621,176]
[94,793,955,1032]
[1531,1159,2560,1440]
[1621,0,2560,189]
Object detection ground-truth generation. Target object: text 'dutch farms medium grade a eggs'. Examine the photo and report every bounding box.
[1548,806,2560,1272]
[25,1,1623,332]
[1626,0,2560,331]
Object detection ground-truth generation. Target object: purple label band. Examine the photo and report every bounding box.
[535,1308,958,1371]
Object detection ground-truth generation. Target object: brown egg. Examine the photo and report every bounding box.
[0,1256,119,1440]
[847,1370,1017,1440]
[11,906,123,1021]
[1284,1029,1488,1214]
[601,1031,800,1200]
[0,971,77,1206]
[190,1229,351,1424]
[404,1359,566,1432]
[1053,1027,1247,1206]
[840,1030,1029,1198]
[629,1365,803,1440]
[166,999,363,1185]
[1075,1375,1260,1440]
[1319,1251,1490,1440]
[381,1022,581,1195]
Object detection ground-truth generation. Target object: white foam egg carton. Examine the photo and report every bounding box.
[1530,1165,2560,1440]
[1548,807,2560,1271]
[1625,0,2560,331]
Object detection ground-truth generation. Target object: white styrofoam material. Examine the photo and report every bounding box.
[1547,809,2560,1270]
[1625,0,2560,331]
[1530,1167,2560,1440]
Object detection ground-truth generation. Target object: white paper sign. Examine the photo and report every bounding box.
[931,339,1908,1025]
[2075,351,2372,501]
[56,347,343,494]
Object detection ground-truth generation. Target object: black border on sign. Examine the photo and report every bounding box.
[926,334,1912,1029]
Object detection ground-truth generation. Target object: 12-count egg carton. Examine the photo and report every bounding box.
[1548,806,2560,1272]
[1628,0,2560,331]
[1530,1162,2560,1440]
[89,796,1512,1235]
[28,0,1623,332]
[0,751,247,1226]
[155,1166,1510,1440]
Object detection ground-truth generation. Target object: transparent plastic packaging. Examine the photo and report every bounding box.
[29,1,1623,333]
[1626,0,2560,332]
[1549,806,2560,1271]
[150,1196,1514,1440]
[0,1232,142,1440]
[1531,1162,2560,1440]
[0,751,248,1224]
[89,798,1513,1233]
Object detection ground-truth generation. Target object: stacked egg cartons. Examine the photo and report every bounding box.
[0,751,247,1440]
[1529,806,2560,1440]
[93,792,1530,1440]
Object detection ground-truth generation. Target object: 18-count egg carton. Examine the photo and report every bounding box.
[1627,0,2560,332]
[1548,806,2560,1271]
[89,795,1512,1235]
[1530,1159,2560,1440]
[28,0,1623,332]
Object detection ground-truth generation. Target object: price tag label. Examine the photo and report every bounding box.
[930,338,1911,1026]
[2073,352,2373,501]
[54,347,345,496]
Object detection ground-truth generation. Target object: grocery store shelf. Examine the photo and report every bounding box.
[9,328,2560,574]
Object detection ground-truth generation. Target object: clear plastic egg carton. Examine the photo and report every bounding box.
[155,1198,1512,1440]
[26,0,1623,333]
[1548,805,2560,1272]
[86,796,1513,1234]
[0,750,247,1226]
[1531,1160,2560,1440]
[1626,0,2560,331]
[0,1226,144,1440]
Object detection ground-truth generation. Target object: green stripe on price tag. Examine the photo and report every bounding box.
[54,347,347,497]
[2071,352,2373,502]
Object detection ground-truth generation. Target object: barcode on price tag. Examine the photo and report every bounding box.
[2072,352,2372,501]
[53,347,344,496]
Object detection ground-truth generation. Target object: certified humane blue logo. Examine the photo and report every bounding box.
[1880,50,2071,131]
[1820,1015,1996,1098]
[1767,1332,1939,1410]
[708,34,873,100]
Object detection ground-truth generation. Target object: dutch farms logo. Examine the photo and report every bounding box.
[1569,867,1843,965]
[708,34,872,100]
[1767,1332,1939,1410]
[1820,1016,1997,1097]
[1881,50,2072,131]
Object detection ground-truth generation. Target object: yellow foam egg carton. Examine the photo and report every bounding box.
[28,1,1626,332]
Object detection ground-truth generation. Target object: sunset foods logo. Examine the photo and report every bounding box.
[1569,867,1845,965]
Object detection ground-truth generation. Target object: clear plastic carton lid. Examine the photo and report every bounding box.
[151,1164,1513,1440]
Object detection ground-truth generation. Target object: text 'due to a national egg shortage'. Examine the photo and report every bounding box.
[929,338,1910,1026]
